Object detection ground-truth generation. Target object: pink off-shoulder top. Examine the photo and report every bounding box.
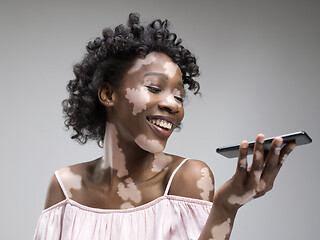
[33,159,213,240]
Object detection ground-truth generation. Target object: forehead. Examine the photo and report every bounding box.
[127,52,182,78]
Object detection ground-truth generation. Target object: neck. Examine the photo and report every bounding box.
[93,122,155,186]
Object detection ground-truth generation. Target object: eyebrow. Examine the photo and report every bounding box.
[144,72,184,88]
[144,72,168,79]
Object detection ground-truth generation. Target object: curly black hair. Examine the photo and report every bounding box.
[62,13,200,146]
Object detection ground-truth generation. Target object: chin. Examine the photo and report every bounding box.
[135,134,166,153]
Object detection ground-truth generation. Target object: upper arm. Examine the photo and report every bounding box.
[169,159,215,202]
[44,174,66,209]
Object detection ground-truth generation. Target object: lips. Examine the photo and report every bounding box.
[146,116,176,138]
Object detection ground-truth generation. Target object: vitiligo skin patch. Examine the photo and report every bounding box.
[253,170,265,192]
[209,218,231,240]
[196,167,214,201]
[163,61,179,78]
[120,202,135,209]
[152,153,173,172]
[104,123,128,178]
[228,170,265,205]
[238,142,248,169]
[256,179,266,192]
[127,52,157,74]
[254,151,263,161]
[135,134,165,153]
[117,177,142,208]
[275,147,281,155]
[228,190,255,206]
[59,167,82,198]
[239,157,247,169]
[100,123,113,170]
[253,170,262,183]
[125,79,151,115]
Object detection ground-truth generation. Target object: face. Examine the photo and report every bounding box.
[110,52,185,153]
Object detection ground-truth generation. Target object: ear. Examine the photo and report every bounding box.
[98,82,115,107]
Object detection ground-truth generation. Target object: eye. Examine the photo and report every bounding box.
[175,96,184,103]
[146,86,161,93]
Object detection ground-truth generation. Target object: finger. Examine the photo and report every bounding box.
[279,142,296,166]
[271,142,296,177]
[248,134,265,187]
[260,137,283,188]
[235,141,249,180]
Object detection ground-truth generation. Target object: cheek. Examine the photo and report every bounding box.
[125,86,150,115]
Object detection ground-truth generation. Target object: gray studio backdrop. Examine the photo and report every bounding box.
[1,0,319,239]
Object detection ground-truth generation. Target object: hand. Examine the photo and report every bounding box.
[214,134,296,212]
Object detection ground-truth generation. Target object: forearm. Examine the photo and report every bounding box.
[198,201,238,240]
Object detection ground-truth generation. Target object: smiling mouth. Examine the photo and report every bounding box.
[147,117,174,130]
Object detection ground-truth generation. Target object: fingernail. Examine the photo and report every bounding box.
[240,141,248,149]
[275,138,283,147]
[258,134,265,144]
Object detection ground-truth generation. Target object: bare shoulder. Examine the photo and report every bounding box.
[168,158,215,202]
[57,161,89,183]
[44,173,66,209]
[43,160,96,209]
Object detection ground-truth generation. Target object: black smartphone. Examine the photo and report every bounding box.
[216,131,312,158]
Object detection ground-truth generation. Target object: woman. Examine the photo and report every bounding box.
[33,13,296,240]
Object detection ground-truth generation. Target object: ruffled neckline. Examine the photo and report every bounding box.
[42,195,213,214]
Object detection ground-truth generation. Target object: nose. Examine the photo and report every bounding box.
[158,94,181,114]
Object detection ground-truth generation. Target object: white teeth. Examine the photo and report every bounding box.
[149,118,173,130]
